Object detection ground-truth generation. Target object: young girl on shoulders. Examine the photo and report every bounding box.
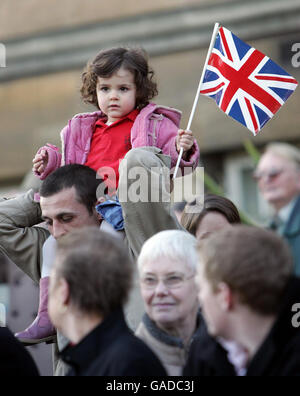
[17,47,200,345]
[33,47,199,191]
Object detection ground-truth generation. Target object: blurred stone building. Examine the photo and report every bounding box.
[0,0,299,214]
[0,0,299,374]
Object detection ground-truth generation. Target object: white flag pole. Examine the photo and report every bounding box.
[173,22,220,179]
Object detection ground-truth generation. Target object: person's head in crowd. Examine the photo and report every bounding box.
[39,165,104,240]
[254,143,300,212]
[181,194,241,240]
[173,201,187,223]
[196,226,293,360]
[138,230,199,344]
[81,47,158,112]
[48,228,133,344]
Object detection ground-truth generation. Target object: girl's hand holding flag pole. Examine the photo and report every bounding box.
[174,23,221,179]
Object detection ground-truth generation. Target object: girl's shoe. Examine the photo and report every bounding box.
[15,277,56,346]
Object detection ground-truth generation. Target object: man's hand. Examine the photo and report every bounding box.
[176,129,194,157]
[32,150,48,174]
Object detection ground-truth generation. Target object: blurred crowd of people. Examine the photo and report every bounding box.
[0,44,299,377]
[0,141,300,376]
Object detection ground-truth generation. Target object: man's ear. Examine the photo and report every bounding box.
[296,170,300,190]
[217,282,234,312]
[96,212,103,222]
[59,277,71,307]
[94,197,106,223]
[93,206,103,223]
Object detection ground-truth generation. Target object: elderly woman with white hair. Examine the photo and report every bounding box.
[136,230,202,376]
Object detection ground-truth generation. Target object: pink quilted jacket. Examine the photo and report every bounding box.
[35,103,200,180]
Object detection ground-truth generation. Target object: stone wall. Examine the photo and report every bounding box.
[0,0,299,181]
[0,0,209,39]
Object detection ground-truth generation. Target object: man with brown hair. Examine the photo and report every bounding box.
[49,228,167,376]
[184,226,300,376]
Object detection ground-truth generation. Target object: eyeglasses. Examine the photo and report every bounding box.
[140,273,195,290]
[253,169,284,182]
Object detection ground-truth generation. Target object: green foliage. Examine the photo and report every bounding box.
[243,138,261,165]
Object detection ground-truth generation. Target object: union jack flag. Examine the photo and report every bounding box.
[200,26,298,135]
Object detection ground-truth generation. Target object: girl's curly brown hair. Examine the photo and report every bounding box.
[80,47,158,110]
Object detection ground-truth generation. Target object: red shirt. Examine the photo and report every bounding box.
[85,109,139,194]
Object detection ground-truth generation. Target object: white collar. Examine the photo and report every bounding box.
[218,338,249,377]
[278,197,298,223]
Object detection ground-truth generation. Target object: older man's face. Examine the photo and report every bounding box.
[40,187,100,240]
[255,152,300,211]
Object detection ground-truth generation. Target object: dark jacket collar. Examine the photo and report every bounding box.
[247,277,300,376]
[61,308,128,375]
[143,311,202,349]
